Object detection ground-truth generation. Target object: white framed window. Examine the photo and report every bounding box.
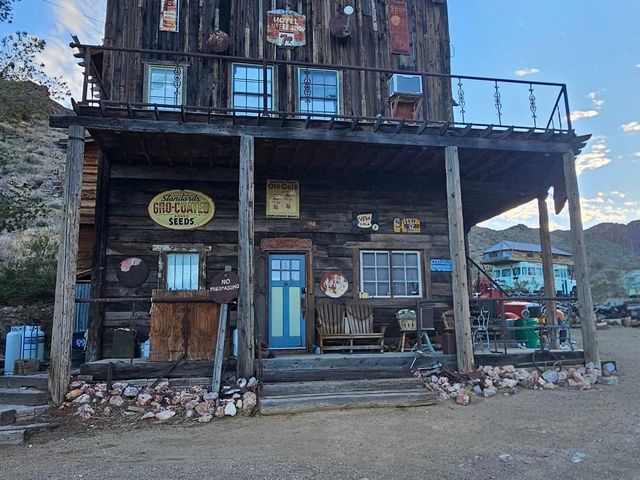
[145,64,185,110]
[166,253,199,290]
[232,63,274,116]
[360,250,422,298]
[298,68,340,118]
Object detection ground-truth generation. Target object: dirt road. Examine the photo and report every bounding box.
[2,327,639,480]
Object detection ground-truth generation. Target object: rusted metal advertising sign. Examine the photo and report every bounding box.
[266,9,306,48]
[160,0,179,32]
[266,180,299,218]
[148,189,215,230]
[388,0,410,55]
[393,217,421,233]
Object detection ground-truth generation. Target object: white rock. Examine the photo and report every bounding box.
[542,370,559,384]
[247,377,258,388]
[235,400,243,410]
[198,413,213,423]
[155,410,176,421]
[102,406,112,416]
[123,386,139,397]
[224,402,237,416]
[482,386,497,398]
[112,382,129,391]
[73,394,91,404]
[499,453,512,463]
[186,409,196,418]
[185,399,200,411]
[141,412,156,420]
[237,378,247,388]
[501,379,518,389]
[203,392,218,402]
[583,374,598,385]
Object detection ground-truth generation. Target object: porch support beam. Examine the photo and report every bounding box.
[49,125,85,404]
[237,135,256,379]
[538,195,558,349]
[444,146,474,373]
[563,151,600,365]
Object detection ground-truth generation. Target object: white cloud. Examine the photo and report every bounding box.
[479,191,640,230]
[622,121,640,133]
[587,91,605,108]
[571,110,599,121]
[514,67,540,77]
[575,135,612,175]
[36,2,107,104]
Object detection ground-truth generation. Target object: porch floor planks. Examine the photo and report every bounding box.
[260,390,438,416]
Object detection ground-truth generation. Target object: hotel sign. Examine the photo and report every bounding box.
[266,9,306,48]
[148,189,215,230]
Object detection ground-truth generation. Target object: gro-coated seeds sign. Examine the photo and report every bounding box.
[148,189,215,230]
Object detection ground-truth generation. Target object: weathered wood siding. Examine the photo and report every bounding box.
[100,162,452,356]
[76,142,99,276]
[102,0,451,120]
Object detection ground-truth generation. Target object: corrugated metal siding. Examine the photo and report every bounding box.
[74,283,91,332]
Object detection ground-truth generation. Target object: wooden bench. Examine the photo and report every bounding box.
[316,303,386,353]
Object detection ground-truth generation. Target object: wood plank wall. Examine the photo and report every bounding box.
[102,0,452,120]
[100,163,452,356]
[76,143,99,276]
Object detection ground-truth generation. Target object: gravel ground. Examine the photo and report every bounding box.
[2,327,639,480]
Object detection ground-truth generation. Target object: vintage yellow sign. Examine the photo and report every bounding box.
[266,180,299,218]
[148,189,215,230]
[393,217,421,234]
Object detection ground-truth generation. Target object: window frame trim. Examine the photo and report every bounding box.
[152,244,211,291]
[296,67,342,118]
[359,249,423,299]
[230,62,277,115]
[143,62,188,108]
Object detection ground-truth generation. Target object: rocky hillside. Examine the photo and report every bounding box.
[469,222,640,301]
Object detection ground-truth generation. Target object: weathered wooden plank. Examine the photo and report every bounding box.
[563,152,600,365]
[0,429,25,445]
[445,146,474,373]
[262,377,424,396]
[49,125,85,405]
[237,135,255,378]
[538,196,558,349]
[260,390,438,415]
[0,389,49,406]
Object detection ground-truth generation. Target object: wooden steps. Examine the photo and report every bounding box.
[0,375,48,389]
[260,376,436,415]
[0,388,49,406]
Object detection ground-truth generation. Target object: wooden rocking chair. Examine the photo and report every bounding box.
[344,304,386,353]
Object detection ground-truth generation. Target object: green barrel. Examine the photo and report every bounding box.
[514,319,540,348]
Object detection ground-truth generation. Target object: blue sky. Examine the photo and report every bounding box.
[2,0,639,231]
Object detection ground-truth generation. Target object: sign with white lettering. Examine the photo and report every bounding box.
[159,0,179,32]
[430,259,452,272]
[266,9,306,48]
[148,189,215,230]
[209,271,240,304]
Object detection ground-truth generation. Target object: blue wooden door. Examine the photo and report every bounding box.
[269,254,306,349]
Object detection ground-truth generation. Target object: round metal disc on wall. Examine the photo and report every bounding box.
[209,271,240,304]
[117,257,150,288]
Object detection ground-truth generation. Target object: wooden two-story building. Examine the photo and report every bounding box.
[48,0,599,403]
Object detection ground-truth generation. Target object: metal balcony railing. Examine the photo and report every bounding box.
[73,41,573,133]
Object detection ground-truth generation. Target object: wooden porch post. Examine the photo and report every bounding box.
[563,151,600,365]
[444,146,474,373]
[538,196,558,349]
[86,153,110,362]
[237,135,256,379]
[49,125,85,404]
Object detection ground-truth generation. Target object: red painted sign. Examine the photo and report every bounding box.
[267,9,306,48]
[388,0,410,55]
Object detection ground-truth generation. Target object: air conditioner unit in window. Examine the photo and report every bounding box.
[388,73,423,97]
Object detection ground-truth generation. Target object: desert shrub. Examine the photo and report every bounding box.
[0,233,58,305]
[0,188,49,232]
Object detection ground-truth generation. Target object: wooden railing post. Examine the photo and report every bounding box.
[238,135,256,379]
[563,151,600,365]
[538,196,558,349]
[445,146,474,373]
[49,125,85,404]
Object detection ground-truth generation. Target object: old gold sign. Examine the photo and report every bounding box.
[148,189,215,230]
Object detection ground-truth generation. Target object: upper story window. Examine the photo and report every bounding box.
[360,250,422,298]
[298,68,340,118]
[232,63,274,116]
[146,65,185,110]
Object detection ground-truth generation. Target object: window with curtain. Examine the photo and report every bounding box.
[166,253,199,290]
[232,63,274,116]
[360,250,422,298]
[146,65,184,109]
[298,68,340,118]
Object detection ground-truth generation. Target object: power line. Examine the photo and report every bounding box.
[39,0,104,25]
